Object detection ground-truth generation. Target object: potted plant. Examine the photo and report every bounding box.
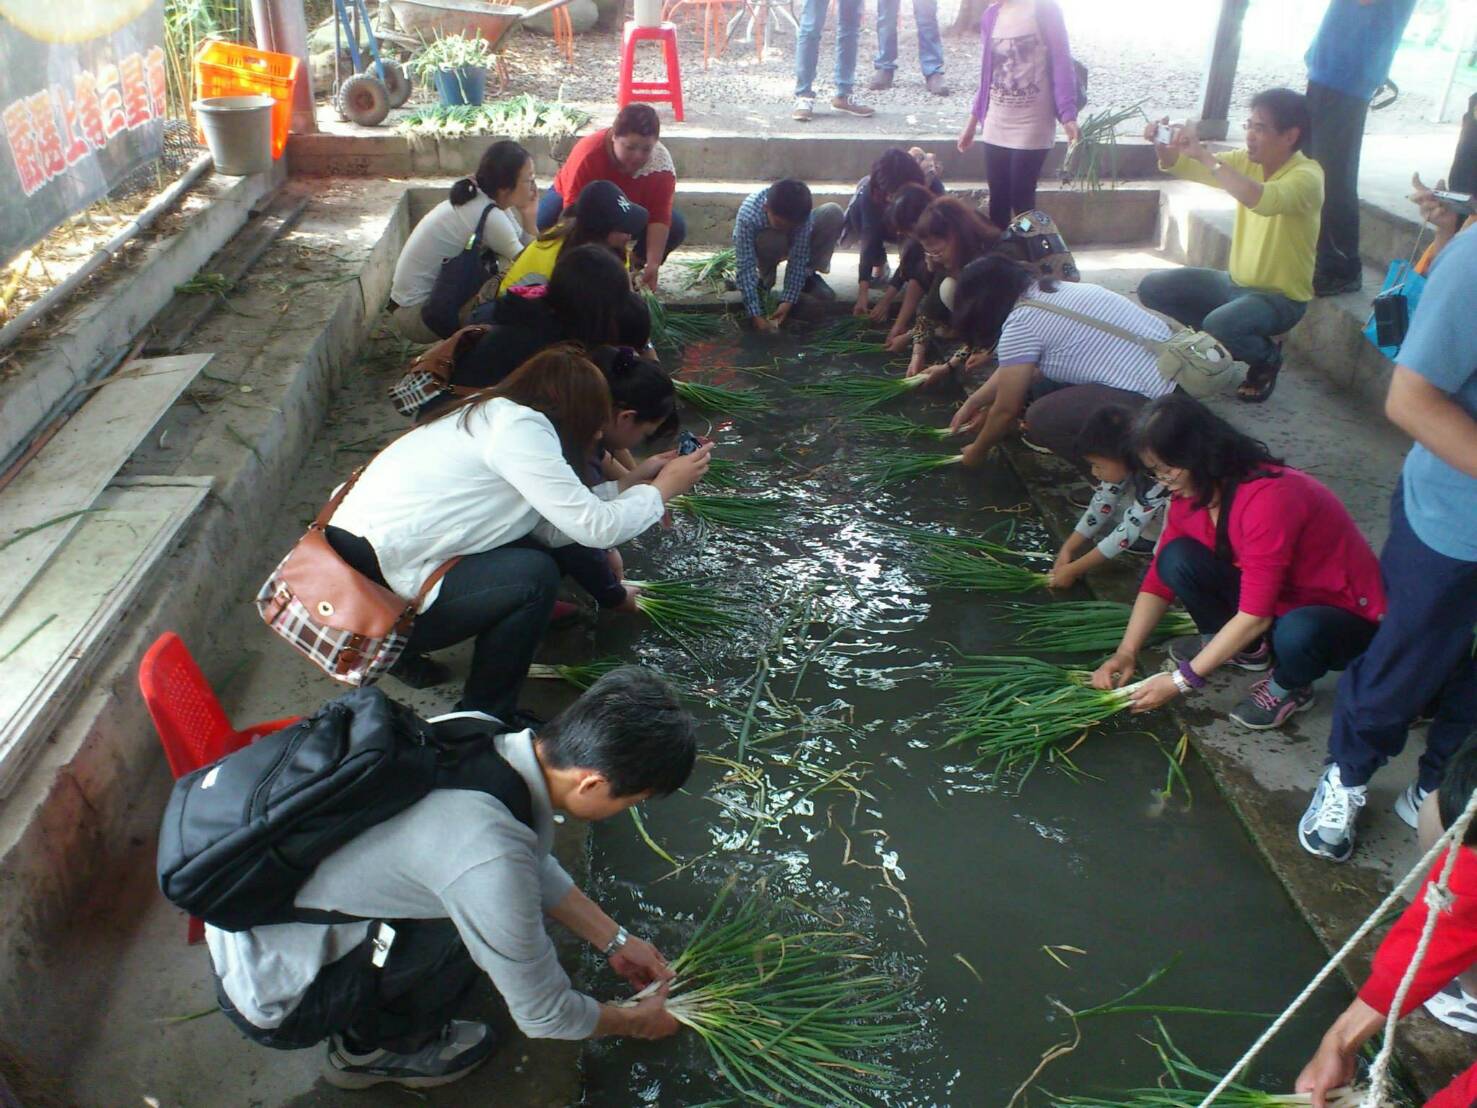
[409,32,496,107]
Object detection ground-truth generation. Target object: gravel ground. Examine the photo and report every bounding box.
[490,0,1469,137]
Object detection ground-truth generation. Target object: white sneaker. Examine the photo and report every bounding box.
[1298,764,1366,863]
[792,97,815,122]
[1394,781,1432,830]
[1423,979,1477,1033]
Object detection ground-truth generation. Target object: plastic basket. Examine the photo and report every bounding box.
[193,40,299,159]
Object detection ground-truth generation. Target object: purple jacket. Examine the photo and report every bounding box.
[971,0,1079,125]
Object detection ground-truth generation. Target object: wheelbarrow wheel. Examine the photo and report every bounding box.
[379,60,412,108]
[337,73,390,127]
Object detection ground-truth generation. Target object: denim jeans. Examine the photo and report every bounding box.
[1153,536,1379,691]
[1307,80,1369,282]
[1328,485,1477,791]
[873,0,943,77]
[535,186,687,262]
[795,0,863,98]
[1137,267,1306,368]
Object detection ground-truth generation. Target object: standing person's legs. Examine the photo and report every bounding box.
[535,187,565,232]
[912,0,945,79]
[872,0,899,76]
[403,545,561,721]
[1150,536,1242,636]
[1329,487,1477,794]
[794,0,827,99]
[1007,147,1051,221]
[1136,267,1238,330]
[982,143,1015,231]
[1307,81,1369,289]
[833,0,863,99]
[1020,384,1148,470]
[1201,287,1307,367]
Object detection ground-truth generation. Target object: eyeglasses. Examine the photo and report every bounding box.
[1242,120,1274,135]
[1146,463,1180,483]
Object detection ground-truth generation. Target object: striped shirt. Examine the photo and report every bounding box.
[733,187,813,318]
[996,281,1175,398]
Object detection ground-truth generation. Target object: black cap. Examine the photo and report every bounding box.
[574,180,648,238]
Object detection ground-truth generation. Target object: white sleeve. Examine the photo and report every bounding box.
[487,411,664,549]
[481,205,528,267]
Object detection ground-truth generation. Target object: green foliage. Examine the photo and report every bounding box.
[672,379,771,417]
[1006,602,1199,654]
[793,373,925,413]
[675,248,737,291]
[400,95,591,139]
[670,494,787,532]
[856,451,964,487]
[407,32,497,80]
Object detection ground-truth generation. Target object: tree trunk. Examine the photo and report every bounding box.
[949,0,988,36]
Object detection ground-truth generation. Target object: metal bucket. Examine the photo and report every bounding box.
[194,95,275,176]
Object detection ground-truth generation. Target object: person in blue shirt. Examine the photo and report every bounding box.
[1299,224,1477,863]
[732,180,844,333]
[1304,0,1417,296]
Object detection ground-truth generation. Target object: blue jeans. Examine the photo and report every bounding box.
[535,186,686,263]
[873,0,943,76]
[1154,536,1379,692]
[795,0,863,98]
[1137,267,1306,368]
[1329,486,1477,791]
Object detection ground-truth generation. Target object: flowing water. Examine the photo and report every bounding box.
[576,329,1350,1106]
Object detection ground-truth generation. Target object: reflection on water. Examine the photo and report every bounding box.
[578,332,1348,1106]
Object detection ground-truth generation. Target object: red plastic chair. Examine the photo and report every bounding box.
[138,632,299,943]
[617,21,685,121]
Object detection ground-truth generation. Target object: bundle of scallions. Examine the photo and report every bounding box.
[794,373,926,412]
[702,457,746,489]
[893,524,1048,563]
[525,658,622,690]
[643,290,731,351]
[676,247,737,290]
[1005,601,1199,654]
[857,450,965,487]
[670,493,787,532]
[626,578,748,641]
[631,878,915,1107]
[801,318,887,357]
[673,378,772,417]
[853,414,955,441]
[938,654,1149,773]
[919,544,1053,592]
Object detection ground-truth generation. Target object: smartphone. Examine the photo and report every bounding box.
[1433,190,1475,216]
[1155,124,1174,145]
[676,430,703,456]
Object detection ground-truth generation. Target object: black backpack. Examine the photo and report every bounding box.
[156,687,532,932]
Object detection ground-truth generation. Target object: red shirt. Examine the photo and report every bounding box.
[552,129,676,226]
[1140,466,1386,622]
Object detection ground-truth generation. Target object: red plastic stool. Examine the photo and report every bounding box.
[618,21,685,122]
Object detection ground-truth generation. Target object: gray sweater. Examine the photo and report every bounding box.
[205,721,601,1041]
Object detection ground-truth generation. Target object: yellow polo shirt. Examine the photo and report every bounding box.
[1169,149,1324,302]
[498,235,565,295]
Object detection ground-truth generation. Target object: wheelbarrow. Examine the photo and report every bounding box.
[386,0,580,93]
[334,0,414,126]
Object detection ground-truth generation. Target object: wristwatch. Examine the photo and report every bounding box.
[603,924,630,957]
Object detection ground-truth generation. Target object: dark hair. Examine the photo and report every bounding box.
[612,103,661,139]
[424,343,612,474]
[1439,737,1477,844]
[538,212,627,252]
[1132,393,1282,556]
[868,148,927,207]
[887,182,935,237]
[545,244,632,347]
[538,666,697,797]
[914,196,1002,273]
[767,179,813,224]
[952,254,1053,349]
[1073,404,1138,463]
[589,344,677,439]
[451,140,531,206]
[1250,87,1311,152]
[616,292,652,350]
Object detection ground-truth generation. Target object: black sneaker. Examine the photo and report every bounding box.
[389,651,452,689]
[323,1021,498,1089]
[1313,271,1362,297]
[802,273,836,301]
[1123,537,1156,557]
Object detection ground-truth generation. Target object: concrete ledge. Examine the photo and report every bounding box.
[0,162,287,466]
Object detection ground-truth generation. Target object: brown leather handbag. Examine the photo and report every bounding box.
[255,467,460,686]
[387,324,489,419]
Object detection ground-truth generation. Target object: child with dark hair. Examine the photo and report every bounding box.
[732,179,845,333]
[1046,405,1169,591]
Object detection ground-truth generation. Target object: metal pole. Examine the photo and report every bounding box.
[251,0,318,134]
[1198,0,1249,141]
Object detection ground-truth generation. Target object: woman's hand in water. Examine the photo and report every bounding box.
[652,443,711,500]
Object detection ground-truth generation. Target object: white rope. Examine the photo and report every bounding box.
[1193,783,1477,1108]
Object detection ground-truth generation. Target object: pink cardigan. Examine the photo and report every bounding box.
[1141,466,1386,622]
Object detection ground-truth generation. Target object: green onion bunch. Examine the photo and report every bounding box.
[853,414,954,441]
[702,457,746,489]
[673,379,772,417]
[1060,102,1147,191]
[1006,601,1199,654]
[794,373,926,412]
[675,247,737,290]
[670,493,787,532]
[801,319,889,357]
[627,578,749,641]
[525,658,622,690]
[649,878,916,1107]
[893,524,1048,563]
[919,545,1052,592]
[857,451,965,487]
[644,290,732,351]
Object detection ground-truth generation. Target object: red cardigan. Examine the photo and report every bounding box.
[1140,466,1386,622]
[552,129,676,225]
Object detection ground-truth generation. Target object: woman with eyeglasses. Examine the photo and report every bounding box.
[1090,393,1384,732]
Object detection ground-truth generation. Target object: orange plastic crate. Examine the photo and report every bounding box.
[194,40,300,159]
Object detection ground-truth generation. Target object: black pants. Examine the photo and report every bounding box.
[217,920,480,1053]
[1154,536,1379,691]
[326,528,559,719]
[1307,80,1369,282]
[983,144,1050,231]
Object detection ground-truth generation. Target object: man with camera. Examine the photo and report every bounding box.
[203,667,693,1089]
[1137,88,1324,404]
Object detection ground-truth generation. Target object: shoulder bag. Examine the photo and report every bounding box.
[388,324,490,419]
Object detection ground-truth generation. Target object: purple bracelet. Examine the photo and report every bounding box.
[1177,660,1207,690]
